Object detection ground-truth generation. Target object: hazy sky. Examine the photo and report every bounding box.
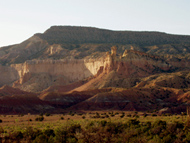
[0,0,190,47]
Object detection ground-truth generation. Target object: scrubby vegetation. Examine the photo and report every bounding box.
[0,112,190,142]
[1,118,190,143]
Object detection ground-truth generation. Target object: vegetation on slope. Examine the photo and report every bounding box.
[37,26,190,46]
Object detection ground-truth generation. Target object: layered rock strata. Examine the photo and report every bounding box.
[0,46,188,92]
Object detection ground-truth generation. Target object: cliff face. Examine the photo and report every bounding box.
[12,58,107,81]
[0,65,19,86]
[0,46,189,92]
[11,57,110,92]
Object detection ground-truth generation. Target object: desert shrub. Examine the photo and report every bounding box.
[127,118,140,127]
[67,123,81,134]
[108,111,113,115]
[149,135,162,143]
[120,114,125,118]
[110,114,115,117]
[151,126,163,135]
[69,111,73,115]
[43,129,55,137]
[127,114,132,117]
[92,112,101,118]
[132,114,136,117]
[162,134,174,143]
[134,111,138,114]
[82,116,85,119]
[163,113,172,116]
[135,115,139,118]
[166,121,183,134]
[9,131,23,141]
[23,127,42,141]
[0,119,2,123]
[184,120,190,131]
[85,121,97,132]
[106,114,109,118]
[115,112,119,115]
[45,113,51,116]
[141,121,152,133]
[105,122,124,134]
[0,126,4,134]
[60,117,64,120]
[150,120,166,135]
[100,120,107,127]
[33,134,48,143]
[35,116,44,121]
[54,128,68,143]
[54,124,80,143]
[186,132,190,142]
[143,113,148,117]
[151,113,157,117]
[78,113,83,116]
[152,120,166,128]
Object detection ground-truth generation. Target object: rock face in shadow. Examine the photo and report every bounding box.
[0,65,19,87]
[0,85,54,114]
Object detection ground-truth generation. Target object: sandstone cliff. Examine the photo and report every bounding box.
[11,57,110,92]
[0,46,189,93]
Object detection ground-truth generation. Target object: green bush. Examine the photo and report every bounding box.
[120,114,125,118]
[100,120,107,127]
[10,131,23,141]
[45,113,51,116]
[151,113,157,117]
[127,119,140,127]
[143,113,148,117]
[35,116,44,121]
[162,134,173,143]
[82,116,85,119]
[23,127,42,141]
[43,129,55,137]
[127,114,132,117]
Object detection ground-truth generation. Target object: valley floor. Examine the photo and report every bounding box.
[0,111,190,142]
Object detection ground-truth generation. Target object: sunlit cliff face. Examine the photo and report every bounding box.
[0,46,189,92]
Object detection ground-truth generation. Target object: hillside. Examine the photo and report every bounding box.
[0,26,190,113]
[0,26,190,65]
[37,26,190,46]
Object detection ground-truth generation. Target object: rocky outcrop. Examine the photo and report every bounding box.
[0,46,189,92]
[11,57,110,92]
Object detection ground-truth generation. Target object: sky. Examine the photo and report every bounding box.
[0,0,190,47]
